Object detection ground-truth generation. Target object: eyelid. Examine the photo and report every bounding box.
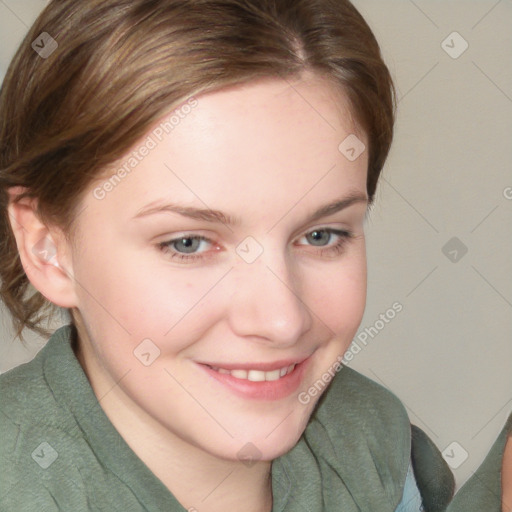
[159,234,215,252]
[158,226,354,264]
[295,226,351,241]
[158,225,351,247]
[295,228,353,254]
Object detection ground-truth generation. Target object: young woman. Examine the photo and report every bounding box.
[0,1,454,510]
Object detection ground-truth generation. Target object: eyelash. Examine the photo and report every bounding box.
[158,228,354,264]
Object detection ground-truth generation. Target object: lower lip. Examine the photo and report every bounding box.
[200,358,310,401]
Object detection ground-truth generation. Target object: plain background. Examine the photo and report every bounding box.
[0,0,510,490]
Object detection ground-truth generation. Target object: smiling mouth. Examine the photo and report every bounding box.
[206,364,297,382]
[200,357,310,400]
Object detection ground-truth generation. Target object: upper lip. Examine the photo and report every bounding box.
[198,356,311,372]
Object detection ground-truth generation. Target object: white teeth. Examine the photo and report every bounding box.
[247,370,266,382]
[265,369,281,381]
[211,364,297,381]
[231,369,248,379]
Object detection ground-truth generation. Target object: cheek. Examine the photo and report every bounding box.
[309,246,367,339]
[118,265,230,342]
[72,239,226,347]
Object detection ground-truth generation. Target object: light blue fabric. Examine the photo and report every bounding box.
[395,462,424,512]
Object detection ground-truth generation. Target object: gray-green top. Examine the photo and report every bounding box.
[447,413,512,512]
[0,325,453,511]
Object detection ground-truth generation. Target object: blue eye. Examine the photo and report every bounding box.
[169,236,207,254]
[297,228,353,256]
[159,235,213,262]
[158,228,353,264]
[304,229,336,246]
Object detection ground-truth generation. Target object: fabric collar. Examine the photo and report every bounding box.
[41,325,410,511]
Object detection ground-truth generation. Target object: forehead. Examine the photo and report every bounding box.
[168,74,363,154]
[82,74,368,227]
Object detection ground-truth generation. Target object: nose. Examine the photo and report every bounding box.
[227,252,313,347]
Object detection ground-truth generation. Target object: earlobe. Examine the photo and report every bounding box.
[7,187,78,309]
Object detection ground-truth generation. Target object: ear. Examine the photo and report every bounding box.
[7,187,78,308]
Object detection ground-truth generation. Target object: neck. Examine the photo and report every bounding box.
[103,383,274,512]
[73,326,273,512]
[129,419,274,512]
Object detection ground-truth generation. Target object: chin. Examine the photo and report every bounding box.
[230,411,313,464]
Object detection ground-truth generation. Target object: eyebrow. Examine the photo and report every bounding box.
[133,201,240,226]
[132,191,368,227]
[304,192,368,224]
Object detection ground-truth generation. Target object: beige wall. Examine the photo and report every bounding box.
[1,0,511,489]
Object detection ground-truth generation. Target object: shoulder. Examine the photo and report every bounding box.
[0,338,66,445]
[312,365,412,470]
[310,365,455,512]
[447,412,512,512]
[0,328,77,437]
[296,365,411,508]
[0,328,89,510]
[410,424,455,511]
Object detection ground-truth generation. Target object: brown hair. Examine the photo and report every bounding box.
[0,0,396,339]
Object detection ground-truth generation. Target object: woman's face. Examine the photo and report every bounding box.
[66,74,369,463]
